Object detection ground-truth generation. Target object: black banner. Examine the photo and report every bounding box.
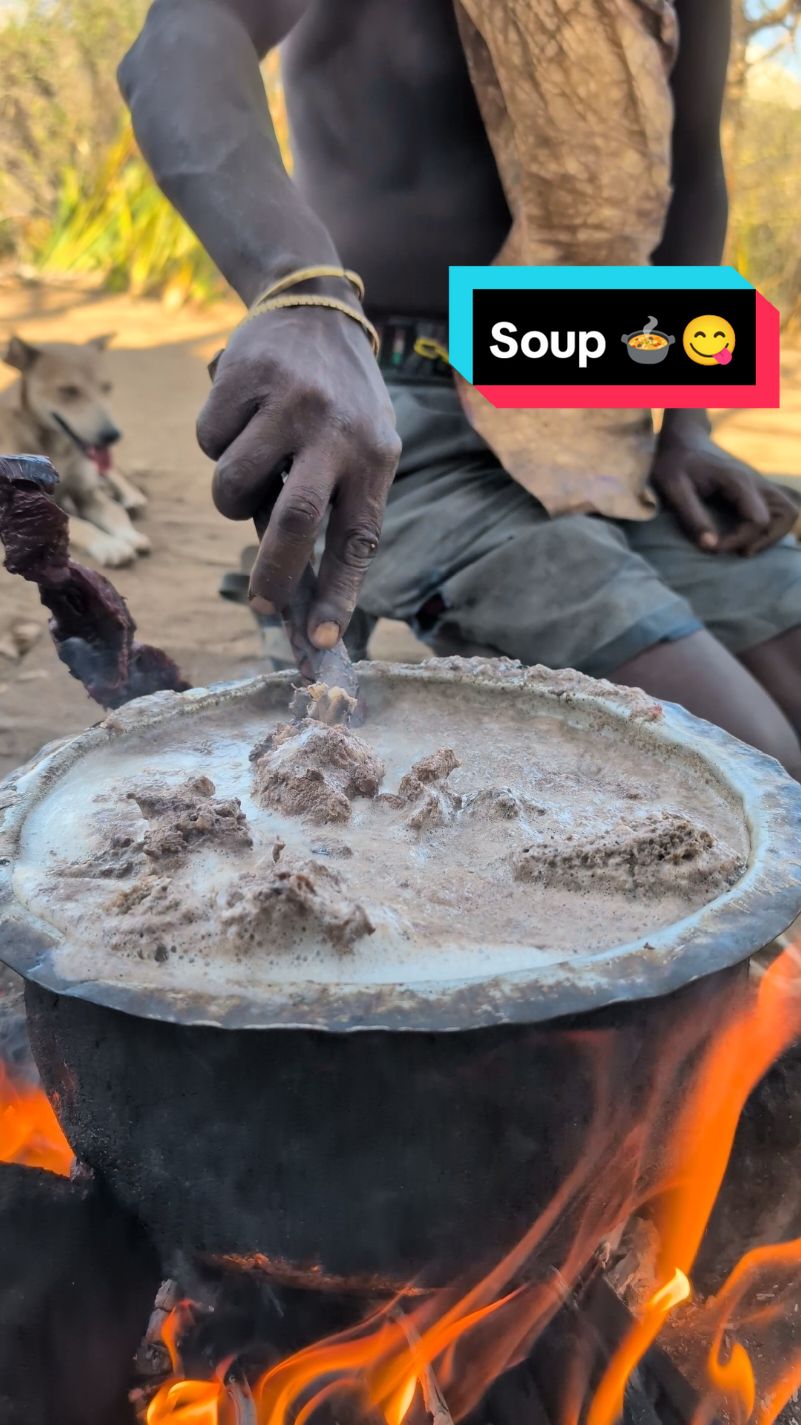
[471,287,757,387]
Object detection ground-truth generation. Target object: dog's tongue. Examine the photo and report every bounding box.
[714,348,733,366]
[88,446,112,474]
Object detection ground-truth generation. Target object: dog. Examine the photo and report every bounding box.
[0,333,150,567]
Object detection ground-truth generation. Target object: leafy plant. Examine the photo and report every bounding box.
[33,124,223,306]
[0,1,290,306]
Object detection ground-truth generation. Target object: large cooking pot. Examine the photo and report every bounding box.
[2,660,800,1288]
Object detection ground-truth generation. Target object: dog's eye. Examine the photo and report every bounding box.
[100,381,113,394]
[57,385,81,401]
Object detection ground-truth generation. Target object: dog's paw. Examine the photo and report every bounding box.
[130,529,152,555]
[121,488,148,515]
[86,533,137,568]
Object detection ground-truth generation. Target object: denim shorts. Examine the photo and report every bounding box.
[359,375,801,677]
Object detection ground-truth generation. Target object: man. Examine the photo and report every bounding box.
[119,0,801,776]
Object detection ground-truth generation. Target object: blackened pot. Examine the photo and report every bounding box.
[25,966,745,1287]
[3,661,801,1287]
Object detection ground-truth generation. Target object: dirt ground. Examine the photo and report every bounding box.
[0,276,426,781]
[1,274,801,783]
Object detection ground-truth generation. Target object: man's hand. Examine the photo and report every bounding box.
[197,306,400,648]
[652,427,798,557]
[121,0,400,649]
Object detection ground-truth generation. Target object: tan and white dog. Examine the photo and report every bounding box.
[0,334,150,567]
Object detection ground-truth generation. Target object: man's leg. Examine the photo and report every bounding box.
[611,630,801,780]
[739,628,801,739]
[624,512,801,776]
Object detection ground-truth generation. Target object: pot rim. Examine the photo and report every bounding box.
[1,658,800,1033]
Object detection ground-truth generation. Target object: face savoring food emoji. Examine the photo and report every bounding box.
[683,316,736,366]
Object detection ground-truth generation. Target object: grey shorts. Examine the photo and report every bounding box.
[359,376,801,677]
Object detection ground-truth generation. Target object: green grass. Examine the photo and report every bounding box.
[0,0,291,307]
[33,124,224,306]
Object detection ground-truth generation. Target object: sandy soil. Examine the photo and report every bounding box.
[0,275,800,784]
[0,276,425,782]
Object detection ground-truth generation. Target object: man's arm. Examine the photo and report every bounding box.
[119,0,400,645]
[649,0,796,555]
[653,0,730,271]
[119,0,337,304]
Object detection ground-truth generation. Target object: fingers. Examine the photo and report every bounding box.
[656,445,797,560]
[736,489,799,557]
[248,452,338,616]
[666,472,720,550]
[717,522,770,556]
[310,484,389,646]
[713,474,772,555]
[197,363,261,461]
[210,408,289,522]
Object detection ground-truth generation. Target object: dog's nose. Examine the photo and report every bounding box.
[99,423,122,446]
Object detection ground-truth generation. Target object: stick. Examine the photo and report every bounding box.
[389,1307,456,1425]
[228,1377,258,1425]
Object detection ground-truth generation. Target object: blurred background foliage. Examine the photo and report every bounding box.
[0,0,289,308]
[0,0,799,321]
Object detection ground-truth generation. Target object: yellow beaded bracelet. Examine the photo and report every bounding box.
[240,266,379,356]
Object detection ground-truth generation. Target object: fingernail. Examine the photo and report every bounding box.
[249,595,276,616]
[699,533,718,550]
[311,621,340,649]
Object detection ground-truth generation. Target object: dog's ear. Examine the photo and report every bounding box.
[86,332,116,352]
[3,335,41,372]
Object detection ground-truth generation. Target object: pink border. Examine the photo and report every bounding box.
[475,295,780,410]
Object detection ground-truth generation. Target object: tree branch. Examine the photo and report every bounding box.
[744,0,801,39]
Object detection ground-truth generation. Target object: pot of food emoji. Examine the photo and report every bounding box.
[622,316,675,365]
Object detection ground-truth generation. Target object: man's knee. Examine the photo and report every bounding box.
[610,629,801,783]
[739,627,801,751]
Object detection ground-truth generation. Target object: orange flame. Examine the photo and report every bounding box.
[147,1380,227,1425]
[587,943,801,1425]
[692,1231,801,1425]
[706,1340,756,1424]
[0,1062,73,1175]
[384,1373,418,1425]
[587,1268,691,1425]
[138,944,801,1425]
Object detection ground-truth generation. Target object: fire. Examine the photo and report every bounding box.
[696,1232,801,1425]
[147,1380,226,1424]
[586,1268,691,1425]
[588,943,801,1425]
[140,944,801,1425]
[0,1061,73,1175]
[383,1372,418,1425]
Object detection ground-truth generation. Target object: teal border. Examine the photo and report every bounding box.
[448,265,753,383]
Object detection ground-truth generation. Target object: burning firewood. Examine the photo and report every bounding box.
[0,454,188,709]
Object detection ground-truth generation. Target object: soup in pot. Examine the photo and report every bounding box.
[629,332,668,350]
